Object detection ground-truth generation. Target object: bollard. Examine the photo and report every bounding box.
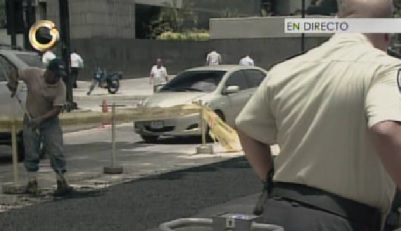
[103,103,123,174]
[2,118,25,194]
[196,100,214,154]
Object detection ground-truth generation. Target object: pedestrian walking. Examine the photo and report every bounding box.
[7,58,73,196]
[149,58,168,93]
[239,54,255,66]
[235,0,400,230]
[206,49,222,66]
[70,49,84,88]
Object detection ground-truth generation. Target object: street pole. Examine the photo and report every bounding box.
[24,0,34,51]
[301,0,306,53]
[58,0,77,111]
[8,0,17,48]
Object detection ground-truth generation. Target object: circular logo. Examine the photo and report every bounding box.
[29,20,60,52]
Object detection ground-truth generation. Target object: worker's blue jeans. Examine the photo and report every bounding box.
[23,115,66,173]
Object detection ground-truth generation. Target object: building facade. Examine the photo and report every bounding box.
[38,0,261,39]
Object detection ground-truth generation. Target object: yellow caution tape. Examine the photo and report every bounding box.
[201,106,242,152]
[0,103,243,153]
[0,104,201,132]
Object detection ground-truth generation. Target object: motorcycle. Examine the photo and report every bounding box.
[87,68,123,95]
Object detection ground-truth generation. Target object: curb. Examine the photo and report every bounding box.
[73,95,149,101]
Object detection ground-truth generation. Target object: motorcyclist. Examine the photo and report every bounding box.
[87,67,105,96]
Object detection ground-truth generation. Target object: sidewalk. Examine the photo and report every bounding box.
[74,78,152,100]
[72,78,153,112]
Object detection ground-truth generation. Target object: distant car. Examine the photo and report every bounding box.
[134,65,268,143]
[0,48,45,161]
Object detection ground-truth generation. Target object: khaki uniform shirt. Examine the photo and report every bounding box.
[235,33,401,215]
[14,68,66,118]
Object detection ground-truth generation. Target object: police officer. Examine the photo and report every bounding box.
[235,0,401,230]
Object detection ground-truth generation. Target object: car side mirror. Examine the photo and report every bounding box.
[224,85,240,95]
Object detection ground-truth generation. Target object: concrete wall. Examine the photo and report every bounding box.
[210,16,332,39]
[71,36,329,80]
[189,0,260,16]
[136,0,183,8]
[46,0,136,39]
[188,0,261,28]
[0,30,24,48]
[276,0,313,15]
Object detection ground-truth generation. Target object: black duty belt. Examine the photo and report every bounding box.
[270,182,382,229]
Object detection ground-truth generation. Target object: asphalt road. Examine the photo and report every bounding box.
[0,156,261,231]
[0,123,240,188]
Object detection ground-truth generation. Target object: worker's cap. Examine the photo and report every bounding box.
[47,58,67,77]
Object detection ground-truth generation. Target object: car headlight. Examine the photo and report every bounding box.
[191,100,209,106]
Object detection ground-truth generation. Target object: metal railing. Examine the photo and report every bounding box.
[159,218,284,231]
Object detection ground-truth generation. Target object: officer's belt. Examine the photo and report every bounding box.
[270,182,381,229]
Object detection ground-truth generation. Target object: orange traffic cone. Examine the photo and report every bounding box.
[100,99,111,128]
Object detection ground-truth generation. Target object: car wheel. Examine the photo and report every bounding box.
[141,135,159,143]
[206,110,225,142]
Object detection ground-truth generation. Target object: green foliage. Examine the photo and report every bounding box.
[395,0,401,17]
[306,0,338,16]
[149,0,198,39]
[157,31,209,41]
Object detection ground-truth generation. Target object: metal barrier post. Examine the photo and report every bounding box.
[196,100,214,154]
[159,214,284,231]
[2,118,25,194]
[103,103,123,174]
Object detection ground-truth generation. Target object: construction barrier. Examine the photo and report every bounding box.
[0,103,241,151]
[0,104,201,132]
[201,106,242,152]
[0,101,242,194]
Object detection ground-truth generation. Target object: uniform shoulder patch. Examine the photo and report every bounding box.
[397,69,401,92]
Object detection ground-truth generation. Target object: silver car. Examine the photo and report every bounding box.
[134,65,268,142]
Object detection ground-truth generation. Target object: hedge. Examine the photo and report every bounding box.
[157,31,210,41]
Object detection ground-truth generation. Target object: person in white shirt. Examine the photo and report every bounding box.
[206,49,222,66]
[239,54,255,66]
[150,58,168,93]
[70,49,84,88]
[42,50,56,66]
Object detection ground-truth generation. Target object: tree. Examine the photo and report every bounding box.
[149,0,198,39]
[395,0,401,17]
[306,0,338,15]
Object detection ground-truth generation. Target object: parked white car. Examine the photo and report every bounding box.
[134,65,268,143]
[0,47,45,161]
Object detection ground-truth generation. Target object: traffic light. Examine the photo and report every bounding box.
[5,0,24,34]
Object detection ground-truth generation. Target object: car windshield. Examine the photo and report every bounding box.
[160,70,226,92]
[16,54,45,68]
